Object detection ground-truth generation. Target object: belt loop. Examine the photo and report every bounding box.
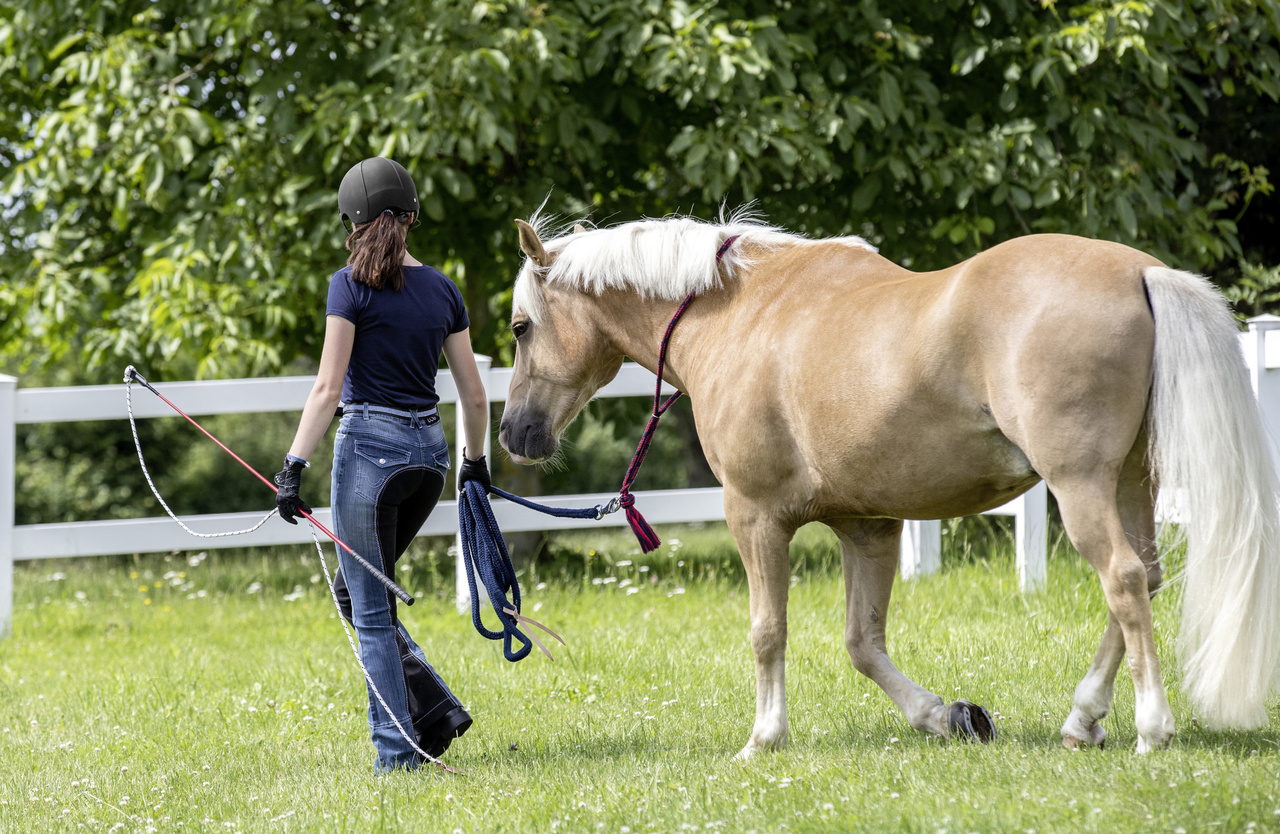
[410,408,420,428]
[362,403,369,421]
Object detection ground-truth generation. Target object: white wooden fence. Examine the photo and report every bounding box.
[4,314,1277,637]
[0,359,723,636]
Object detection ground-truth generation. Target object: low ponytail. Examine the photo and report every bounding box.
[346,210,409,291]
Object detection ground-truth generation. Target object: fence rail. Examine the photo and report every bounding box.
[24,310,1280,639]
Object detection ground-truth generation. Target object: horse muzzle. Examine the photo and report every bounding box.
[498,409,559,463]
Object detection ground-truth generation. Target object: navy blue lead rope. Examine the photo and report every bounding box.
[457,481,596,661]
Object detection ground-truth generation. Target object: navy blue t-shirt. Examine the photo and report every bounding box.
[326,264,469,410]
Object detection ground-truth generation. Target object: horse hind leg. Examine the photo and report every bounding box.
[828,517,996,743]
[1060,444,1161,751]
[1052,469,1173,753]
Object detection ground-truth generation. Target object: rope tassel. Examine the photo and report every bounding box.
[623,501,662,553]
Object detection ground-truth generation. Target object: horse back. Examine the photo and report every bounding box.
[697,234,1162,519]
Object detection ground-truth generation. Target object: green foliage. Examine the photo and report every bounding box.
[1223,260,1280,319]
[5,0,1280,530]
[4,0,1280,381]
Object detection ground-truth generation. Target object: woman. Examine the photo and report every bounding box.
[272,157,491,772]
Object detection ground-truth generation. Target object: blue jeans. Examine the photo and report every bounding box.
[331,405,471,772]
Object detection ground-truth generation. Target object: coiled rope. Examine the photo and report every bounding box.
[457,481,601,661]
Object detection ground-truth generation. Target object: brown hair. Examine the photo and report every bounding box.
[345,210,409,290]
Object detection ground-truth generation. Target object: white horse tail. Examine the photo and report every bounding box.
[1145,265,1280,729]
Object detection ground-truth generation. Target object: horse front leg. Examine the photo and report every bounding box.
[725,493,796,759]
[827,517,997,742]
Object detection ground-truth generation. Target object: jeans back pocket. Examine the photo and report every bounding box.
[352,438,412,502]
[426,424,451,473]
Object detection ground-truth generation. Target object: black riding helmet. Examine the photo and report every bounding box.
[338,157,419,230]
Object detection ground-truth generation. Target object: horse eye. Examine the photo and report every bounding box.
[512,321,529,339]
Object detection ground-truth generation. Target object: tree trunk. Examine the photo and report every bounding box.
[460,250,495,356]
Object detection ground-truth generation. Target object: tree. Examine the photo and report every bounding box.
[3,0,1278,384]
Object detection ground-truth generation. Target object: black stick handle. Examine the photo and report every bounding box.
[344,550,415,606]
[301,509,415,606]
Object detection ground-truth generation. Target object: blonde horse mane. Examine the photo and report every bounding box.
[512,208,876,324]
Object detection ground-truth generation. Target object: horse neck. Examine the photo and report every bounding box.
[591,284,737,396]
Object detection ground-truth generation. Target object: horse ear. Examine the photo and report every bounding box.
[572,223,587,235]
[514,219,549,268]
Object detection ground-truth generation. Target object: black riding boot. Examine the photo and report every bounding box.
[333,568,473,758]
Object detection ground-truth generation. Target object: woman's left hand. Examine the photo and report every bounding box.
[458,453,491,494]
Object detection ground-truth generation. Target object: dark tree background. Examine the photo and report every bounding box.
[2,0,1278,524]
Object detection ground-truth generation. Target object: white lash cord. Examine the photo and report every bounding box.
[125,378,452,772]
[126,378,277,537]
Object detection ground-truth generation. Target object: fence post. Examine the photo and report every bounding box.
[899,519,941,580]
[1016,481,1048,592]
[0,374,16,639]
[456,355,493,614]
[1243,315,1280,471]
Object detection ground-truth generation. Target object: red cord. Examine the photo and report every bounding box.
[139,384,359,558]
[617,234,741,552]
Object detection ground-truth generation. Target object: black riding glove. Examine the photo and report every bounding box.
[458,453,491,494]
[273,458,312,524]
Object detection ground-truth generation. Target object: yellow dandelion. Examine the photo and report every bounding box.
[138,585,148,593]
[162,606,171,612]
[144,599,152,606]
[129,572,139,579]
[153,581,162,588]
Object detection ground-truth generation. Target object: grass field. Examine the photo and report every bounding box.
[2,522,1279,833]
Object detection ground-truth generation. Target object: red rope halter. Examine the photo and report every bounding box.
[617,234,740,552]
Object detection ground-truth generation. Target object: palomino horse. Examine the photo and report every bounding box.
[498,211,1280,755]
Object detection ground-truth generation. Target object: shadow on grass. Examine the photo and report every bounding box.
[475,729,742,766]
[491,721,1115,766]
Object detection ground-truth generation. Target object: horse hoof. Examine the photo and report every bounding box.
[1135,732,1172,754]
[948,700,997,743]
[1061,719,1106,750]
[1062,733,1106,751]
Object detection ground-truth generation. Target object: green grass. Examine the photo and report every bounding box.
[3,522,1279,833]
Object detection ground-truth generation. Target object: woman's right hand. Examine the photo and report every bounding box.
[274,458,313,523]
